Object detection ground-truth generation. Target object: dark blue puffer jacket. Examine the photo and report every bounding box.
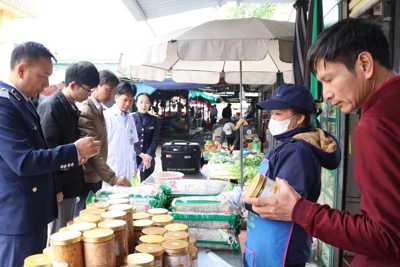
[266,127,341,265]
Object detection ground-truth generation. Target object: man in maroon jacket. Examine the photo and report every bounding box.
[245,18,400,266]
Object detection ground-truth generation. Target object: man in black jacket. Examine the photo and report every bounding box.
[37,61,99,233]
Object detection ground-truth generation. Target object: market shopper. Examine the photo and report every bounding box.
[0,42,101,267]
[245,19,400,266]
[134,93,161,181]
[244,84,340,267]
[37,61,99,234]
[104,82,138,186]
[77,70,130,212]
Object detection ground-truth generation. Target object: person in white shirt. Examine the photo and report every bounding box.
[103,82,138,187]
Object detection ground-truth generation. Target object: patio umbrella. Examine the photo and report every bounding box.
[293,0,309,85]
[120,18,295,186]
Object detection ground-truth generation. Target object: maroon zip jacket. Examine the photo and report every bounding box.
[292,76,400,267]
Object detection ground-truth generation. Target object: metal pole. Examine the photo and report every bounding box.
[240,61,244,188]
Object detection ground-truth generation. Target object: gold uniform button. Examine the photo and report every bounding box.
[32,187,38,192]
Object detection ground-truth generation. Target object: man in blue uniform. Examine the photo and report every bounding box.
[0,42,101,267]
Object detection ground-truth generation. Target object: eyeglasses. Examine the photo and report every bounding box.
[79,84,92,93]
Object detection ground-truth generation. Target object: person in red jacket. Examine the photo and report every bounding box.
[245,18,400,267]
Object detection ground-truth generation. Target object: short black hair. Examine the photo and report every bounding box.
[10,41,57,69]
[292,108,312,128]
[98,70,119,87]
[65,61,99,89]
[136,92,152,102]
[307,18,391,73]
[115,82,136,97]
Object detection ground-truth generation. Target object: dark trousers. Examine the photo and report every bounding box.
[286,264,306,267]
[137,157,155,182]
[74,181,102,217]
[0,227,47,267]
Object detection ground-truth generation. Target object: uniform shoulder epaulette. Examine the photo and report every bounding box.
[0,88,10,99]
[9,89,22,101]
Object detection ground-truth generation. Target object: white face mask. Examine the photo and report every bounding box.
[268,117,293,136]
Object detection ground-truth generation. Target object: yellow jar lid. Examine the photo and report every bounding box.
[24,254,52,267]
[133,219,154,228]
[165,223,188,232]
[152,214,173,224]
[245,174,266,198]
[132,212,150,220]
[74,214,102,224]
[98,219,127,231]
[80,208,103,216]
[147,208,168,215]
[108,192,130,199]
[127,253,154,266]
[135,243,164,257]
[161,240,189,255]
[139,234,165,244]
[67,222,96,233]
[101,210,127,220]
[58,227,68,232]
[83,228,114,243]
[142,226,167,236]
[50,230,81,246]
[108,203,135,213]
[164,231,189,241]
[108,198,130,205]
[87,202,109,210]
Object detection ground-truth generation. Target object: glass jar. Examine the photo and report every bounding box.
[151,215,173,227]
[161,240,190,267]
[108,203,136,253]
[165,223,188,233]
[83,228,116,267]
[66,222,96,233]
[164,231,189,242]
[132,212,150,221]
[50,230,83,267]
[24,254,52,267]
[142,227,167,236]
[98,219,128,267]
[73,214,101,226]
[139,234,165,245]
[133,219,154,246]
[147,208,168,217]
[136,244,164,267]
[127,253,154,267]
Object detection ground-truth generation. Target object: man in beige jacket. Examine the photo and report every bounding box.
[77,70,130,211]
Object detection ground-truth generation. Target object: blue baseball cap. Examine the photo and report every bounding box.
[257,84,314,113]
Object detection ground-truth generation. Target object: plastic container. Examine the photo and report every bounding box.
[164,231,189,242]
[152,215,173,227]
[165,223,188,233]
[50,230,83,267]
[24,254,52,267]
[142,227,167,236]
[83,228,116,267]
[127,253,154,267]
[139,234,165,245]
[153,171,184,184]
[98,219,128,267]
[86,202,110,210]
[161,240,190,267]
[108,198,130,205]
[108,193,130,200]
[79,208,103,216]
[136,244,164,267]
